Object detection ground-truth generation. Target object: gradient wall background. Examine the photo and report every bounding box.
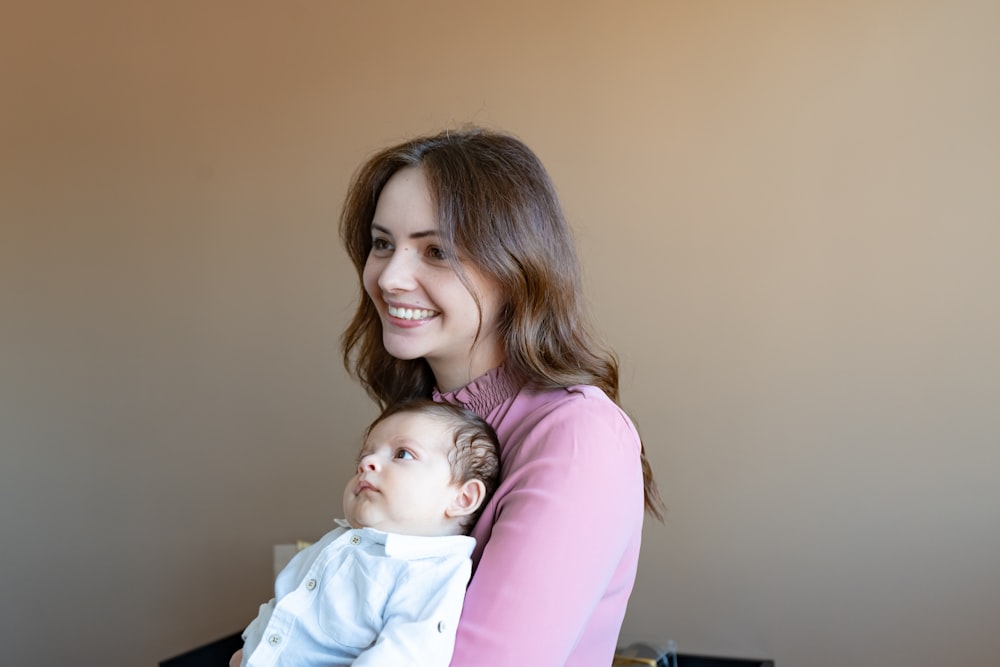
[2,2,998,665]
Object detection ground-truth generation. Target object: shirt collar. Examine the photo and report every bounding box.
[334,518,475,559]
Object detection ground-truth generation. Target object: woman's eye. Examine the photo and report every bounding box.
[394,449,415,460]
[371,237,392,252]
[427,246,448,261]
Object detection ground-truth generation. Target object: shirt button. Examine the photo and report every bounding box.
[306,579,317,590]
[268,634,282,646]
[437,621,446,633]
[350,535,361,545]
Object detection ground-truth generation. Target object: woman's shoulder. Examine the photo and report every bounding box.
[517,381,629,419]
[504,382,640,449]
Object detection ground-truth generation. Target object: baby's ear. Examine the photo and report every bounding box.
[446,479,486,518]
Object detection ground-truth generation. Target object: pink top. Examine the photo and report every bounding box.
[434,365,645,667]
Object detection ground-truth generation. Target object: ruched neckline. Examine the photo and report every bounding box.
[432,365,522,418]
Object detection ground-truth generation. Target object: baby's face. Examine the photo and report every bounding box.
[343,411,461,536]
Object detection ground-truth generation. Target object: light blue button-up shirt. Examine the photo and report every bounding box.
[242,519,475,667]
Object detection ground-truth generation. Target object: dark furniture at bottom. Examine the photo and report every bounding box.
[160,631,243,667]
[161,632,774,667]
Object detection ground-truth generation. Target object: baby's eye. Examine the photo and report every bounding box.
[394,449,415,460]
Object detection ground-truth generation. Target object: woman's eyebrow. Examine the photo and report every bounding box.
[371,223,439,240]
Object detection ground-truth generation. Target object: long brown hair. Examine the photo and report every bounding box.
[340,127,663,519]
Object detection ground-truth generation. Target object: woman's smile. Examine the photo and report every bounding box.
[386,304,440,322]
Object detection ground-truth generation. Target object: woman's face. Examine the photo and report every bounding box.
[362,166,504,392]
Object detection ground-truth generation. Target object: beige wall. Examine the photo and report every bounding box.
[3,2,998,665]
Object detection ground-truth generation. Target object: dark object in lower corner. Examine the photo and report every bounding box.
[616,648,774,667]
[677,654,774,667]
[160,631,243,667]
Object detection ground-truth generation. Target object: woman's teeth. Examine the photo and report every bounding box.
[388,306,437,321]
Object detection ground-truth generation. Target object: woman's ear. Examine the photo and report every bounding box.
[446,479,486,518]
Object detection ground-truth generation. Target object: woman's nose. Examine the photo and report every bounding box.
[376,249,418,292]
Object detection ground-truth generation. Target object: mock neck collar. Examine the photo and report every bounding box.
[432,364,522,418]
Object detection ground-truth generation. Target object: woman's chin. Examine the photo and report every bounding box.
[381,340,426,362]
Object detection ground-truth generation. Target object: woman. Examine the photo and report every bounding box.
[340,127,663,667]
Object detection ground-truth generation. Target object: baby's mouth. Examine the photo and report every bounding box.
[354,480,378,495]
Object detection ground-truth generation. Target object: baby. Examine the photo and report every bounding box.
[234,399,501,667]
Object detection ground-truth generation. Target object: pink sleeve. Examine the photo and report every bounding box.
[449,392,645,666]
